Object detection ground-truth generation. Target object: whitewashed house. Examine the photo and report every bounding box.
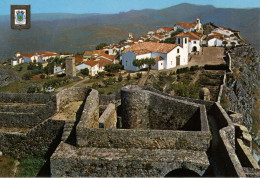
[76,60,99,76]
[174,18,203,33]
[157,27,174,34]
[122,42,189,71]
[53,66,63,74]
[11,51,61,66]
[175,32,202,53]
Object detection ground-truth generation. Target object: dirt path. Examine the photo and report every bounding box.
[138,71,150,86]
[191,70,201,84]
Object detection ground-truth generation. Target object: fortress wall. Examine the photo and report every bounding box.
[0,118,64,157]
[0,93,57,128]
[51,142,209,177]
[210,102,246,177]
[141,85,215,111]
[77,128,211,151]
[77,89,99,146]
[0,92,54,104]
[99,103,117,128]
[121,85,204,131]
[55,87,91,112]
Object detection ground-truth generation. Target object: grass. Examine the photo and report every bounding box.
[0,156,16,177]
[15,156,46,177]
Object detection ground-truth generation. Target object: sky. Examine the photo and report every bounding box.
[0,0,259,15]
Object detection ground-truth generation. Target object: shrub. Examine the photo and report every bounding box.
[204,64,228,70]
[40,74,45,79]
[118,74,123,82]
[190,65,200,71]
[43,77,69,88]
[22,72,33,80]
[176,67,189,74]
[27,63,37,70]
[27,86,41,93]
[127,74,131,80]
[136,72,142,79]
[80,68,89,76]
[92,82,99,89]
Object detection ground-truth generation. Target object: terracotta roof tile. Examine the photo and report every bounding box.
[154,56,164,61]
[96,58,113,67]
[83,60,99,67]
[174,22,197,29]
[123,42,178,54]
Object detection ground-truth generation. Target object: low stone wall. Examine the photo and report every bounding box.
[0,118,65,157]
[51,142,209,177]
[121,85,205,131]
[0,92,54,104]
[77,128,211,151]
[55,87,91,112]
[217,72,226,103]
[99,103,117,128]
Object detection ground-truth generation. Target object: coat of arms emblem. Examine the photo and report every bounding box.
[15,10,26,25]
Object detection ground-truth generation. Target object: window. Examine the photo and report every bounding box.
[185,38,187,44]
[193,41,196,44]
[126,60,127,66]
[177,49,180,53]
[161,62,163,66]
[171,61,172,65]
[178,38,181,44]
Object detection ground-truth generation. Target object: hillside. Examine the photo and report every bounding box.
[0,3,259,61]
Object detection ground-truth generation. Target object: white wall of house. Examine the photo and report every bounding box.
[212,29,234,36]
[11,60,18,66]
[76,63,99,76]
[53,66,62,74]
[174,25,195,32]
[208,38,223,46]
[189,40,200,53]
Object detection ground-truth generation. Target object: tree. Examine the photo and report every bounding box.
[81,68,89,76]
[104,64,122,74]
[22,72,33,80]
[143,58,156,70]
[127,73,131,80]
[44,63,54,75]
[222,41,228,47]
[96,43,108,50]
[231,42,236,48]
[133,59,143,69]
[27,63,37,70]
[118,74,123,82]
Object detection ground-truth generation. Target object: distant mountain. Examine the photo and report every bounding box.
[0,3,259,61]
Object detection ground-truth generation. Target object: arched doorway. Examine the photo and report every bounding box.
[192,46,197,52]
[165,168,200,177]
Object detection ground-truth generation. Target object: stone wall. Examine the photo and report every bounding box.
[55,87,91,112]
[77,89,99,146]
[0,118,64,157]
[121,85,204,130]
[0,92,54,104]
[99,103,117,128]
[0,92,56,128]
[51,142,209,177]
[76,128,211,151]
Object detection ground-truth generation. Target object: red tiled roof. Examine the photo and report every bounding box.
[75,55,84,64]
[175,32,202,40]
[123,42,178,54]
[21,53,35,57]
[83,50,93,56]
[83,60,99,67]
[158,27,174,31]
[174,22,197,29]
[96,58,113,67]
[154,56,164,61]
[97,53,115,61]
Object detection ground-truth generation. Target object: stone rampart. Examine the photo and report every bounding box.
[77,89,99,146]
[0,118,64,157]
[121,85,205,130]
[51,142,209,177]
[76,128,211,151]
[55,87,91,112]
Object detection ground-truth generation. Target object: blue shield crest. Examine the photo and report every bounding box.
[16,11,24,22]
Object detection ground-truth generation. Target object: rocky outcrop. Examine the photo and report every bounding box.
[0,68,20,87]
[223,46,260,163]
